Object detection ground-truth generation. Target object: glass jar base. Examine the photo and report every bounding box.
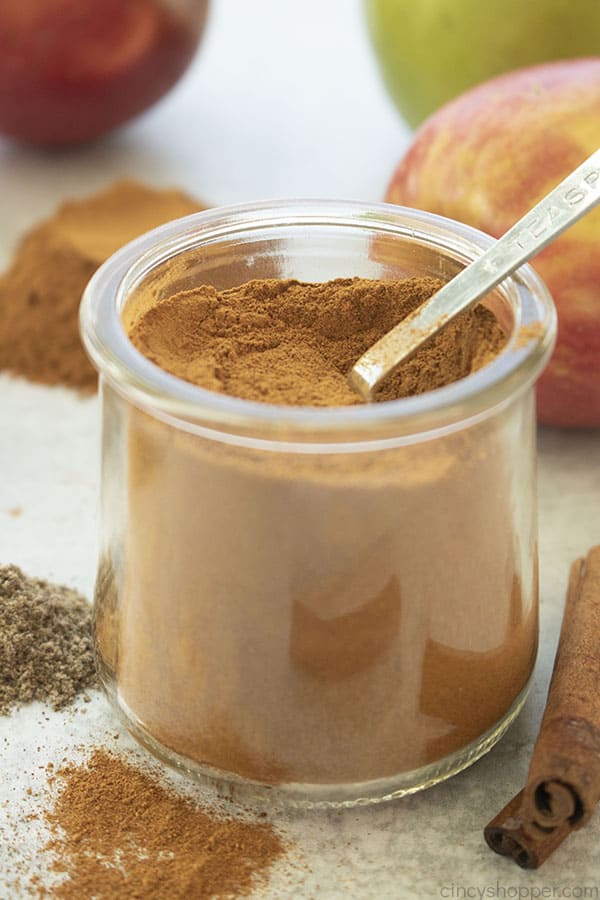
[106,680,531,810]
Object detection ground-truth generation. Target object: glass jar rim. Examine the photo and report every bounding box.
[79,198,556,447]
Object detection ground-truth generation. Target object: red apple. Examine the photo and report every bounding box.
[386,58,600,428]
[0,0,209,145]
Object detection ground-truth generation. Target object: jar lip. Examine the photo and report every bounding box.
[80,198,557,444]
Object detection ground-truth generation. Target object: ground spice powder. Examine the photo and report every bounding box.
[0,180,204,391]
[128,276,506,405]
[98,274,538,790]
[0,565,96,714]
[42,748,286,899]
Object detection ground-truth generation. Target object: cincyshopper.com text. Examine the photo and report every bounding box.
[439,884,599,900]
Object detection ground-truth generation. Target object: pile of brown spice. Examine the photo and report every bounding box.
[0,565,96,714]
[41,748,286,899]
[128,276,507,406]
[0,180,204,392]
[115,274,520,789]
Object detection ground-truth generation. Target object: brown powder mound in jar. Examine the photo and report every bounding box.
[109,276,533,790]
[0,565,96,714]
[0,180,205,392]
[128,276,507,405]
[43,748,287,900]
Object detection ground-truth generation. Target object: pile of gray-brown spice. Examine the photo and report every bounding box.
[0,565,97,714]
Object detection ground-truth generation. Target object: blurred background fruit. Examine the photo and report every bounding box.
[0,0,209,145]
[365,0,600,127]
[386,59,600,428]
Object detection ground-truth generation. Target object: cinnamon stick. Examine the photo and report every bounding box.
[484,790,572,869]
[484,545,600,867]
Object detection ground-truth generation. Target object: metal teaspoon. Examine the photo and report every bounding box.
[349,149,600,401]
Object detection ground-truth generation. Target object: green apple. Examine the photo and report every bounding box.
[365,0,600,127]
[386,59,600,428]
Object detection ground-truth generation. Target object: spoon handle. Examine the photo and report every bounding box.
[350,148,600,400]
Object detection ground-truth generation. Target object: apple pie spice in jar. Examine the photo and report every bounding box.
[81,201,556,807]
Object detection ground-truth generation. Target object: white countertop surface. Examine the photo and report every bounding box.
[1,2,599,897]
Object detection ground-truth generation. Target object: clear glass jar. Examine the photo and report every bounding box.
[80,200,556,808]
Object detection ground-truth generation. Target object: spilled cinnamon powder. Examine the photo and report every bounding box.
[42,749,286,899]
[0,180,204,391]
[128,276,505,405]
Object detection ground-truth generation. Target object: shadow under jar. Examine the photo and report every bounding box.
[80,200,556,808]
